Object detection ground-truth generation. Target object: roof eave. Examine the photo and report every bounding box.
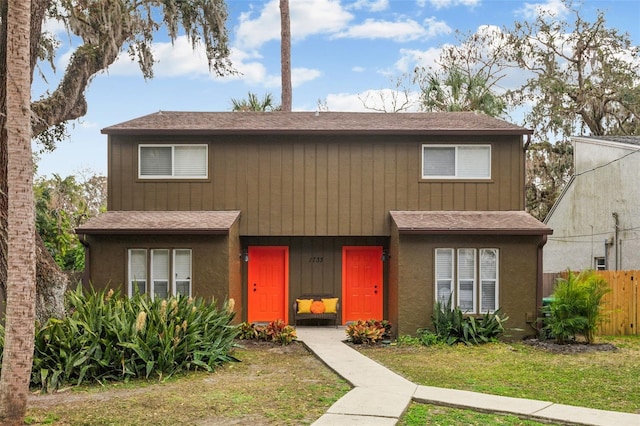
[76,229,230,236]
[101,128,533,136]
[397,228,553,235]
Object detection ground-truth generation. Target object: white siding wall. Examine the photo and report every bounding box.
[544,137,640,273]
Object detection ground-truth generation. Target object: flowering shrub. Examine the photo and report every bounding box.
[0,285,239,392]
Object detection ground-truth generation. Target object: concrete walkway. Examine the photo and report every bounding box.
[295,326,640,426]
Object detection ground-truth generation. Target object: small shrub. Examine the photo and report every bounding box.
[416,328,440,346]
[396,335,423,346]
[430,296,508,345]
[345,319,389,344]
[542,269,610,344]
[238,320,297,345]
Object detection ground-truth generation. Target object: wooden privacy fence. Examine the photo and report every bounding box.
[543,270,640,336]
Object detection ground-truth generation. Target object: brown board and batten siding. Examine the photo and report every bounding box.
[107,132,525,237]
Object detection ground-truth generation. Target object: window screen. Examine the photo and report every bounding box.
[422,144,491,179]
[174,249,192,296]
[129,249,147,296]
[139,145,207,178]
[152,249,170,299]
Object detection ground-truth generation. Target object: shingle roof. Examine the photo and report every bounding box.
[102,111,532,136]
[76,211,241,235]
[390,211,552,235]
[576,136,640,146]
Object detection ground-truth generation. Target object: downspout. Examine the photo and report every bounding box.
[536,234,548,334]
[523,134,531,210]
[612,212,619,270]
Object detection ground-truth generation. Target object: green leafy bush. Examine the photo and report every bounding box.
[237,320,297,345]
[431,296,508,345]
[345,319,391,344]
[0,285,239,392]
[542,269,610,344]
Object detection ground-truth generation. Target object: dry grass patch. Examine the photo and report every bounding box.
[26,341,350,425]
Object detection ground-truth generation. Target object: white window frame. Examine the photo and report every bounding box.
[127,248,192,299]
[173,249,192,297]
[435,248,499,313]
[435,248,454,305]
[457,248,477,313]
[479,249,499,313]
[422,144,491,179]
[128,249,147,297]
[138,144,208,179]
[594,257,606,271]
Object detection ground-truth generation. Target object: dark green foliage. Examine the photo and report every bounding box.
[431,296,508,345]
[237,320,297,345]
[0,286,239,392]
[542,270,610,344]
[345,319,391,344]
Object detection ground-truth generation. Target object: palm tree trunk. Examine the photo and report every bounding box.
[280,0,292,111]
[0,0,37,423]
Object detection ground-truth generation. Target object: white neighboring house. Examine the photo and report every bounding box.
[544,136,640,273]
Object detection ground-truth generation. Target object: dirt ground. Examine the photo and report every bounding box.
[522,338,618,354]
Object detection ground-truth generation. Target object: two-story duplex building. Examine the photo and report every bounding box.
[77,111,552,339]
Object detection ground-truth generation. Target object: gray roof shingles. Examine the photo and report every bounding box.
[390,211,552,235]
[102,111,532,136]
[76,211,241,235]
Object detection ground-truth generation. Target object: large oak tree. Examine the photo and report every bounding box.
[0,0,234,322]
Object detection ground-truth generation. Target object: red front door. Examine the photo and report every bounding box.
[342,246,383,322]
[247,246,289,323]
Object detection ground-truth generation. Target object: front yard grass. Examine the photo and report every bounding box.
[25,341,350,425]
[357,335,640,415]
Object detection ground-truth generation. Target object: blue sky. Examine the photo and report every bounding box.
[33,0,640,177]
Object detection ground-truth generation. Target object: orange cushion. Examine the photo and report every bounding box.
[322,298,339,314]
[310,300,326,314]
[296,299,313,314]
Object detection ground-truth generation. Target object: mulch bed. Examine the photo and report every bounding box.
[523,339,618,354]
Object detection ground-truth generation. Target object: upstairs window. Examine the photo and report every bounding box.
[422,144,491,179]
[139,145,208,179]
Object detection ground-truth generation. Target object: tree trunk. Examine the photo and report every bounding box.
[0,0,66,323]
[0,0,36,423]
[280,0,292,111]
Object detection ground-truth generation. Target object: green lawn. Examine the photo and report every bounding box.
[356,336,640,415]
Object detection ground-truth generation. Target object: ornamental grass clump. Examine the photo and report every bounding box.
[543,269,610,344]
[0,285,239,392]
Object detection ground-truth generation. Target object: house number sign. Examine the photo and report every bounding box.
[308,257,324,263]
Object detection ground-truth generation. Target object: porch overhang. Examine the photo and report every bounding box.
[390,210,553,236]
[75,210,241,235]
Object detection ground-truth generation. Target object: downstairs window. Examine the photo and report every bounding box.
[435,248,499,313]
[128,248,192,299]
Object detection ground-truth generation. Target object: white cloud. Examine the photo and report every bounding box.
[292,67,322,88]
[352,66,366,73]
[421,0,481,10]
[43,17,67,35]
[394,47,443,73]
[235,0,353,50]
[335,17,450,42]
[349,0,389,12]
[321,88,421,112]
[516,0,569,20]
